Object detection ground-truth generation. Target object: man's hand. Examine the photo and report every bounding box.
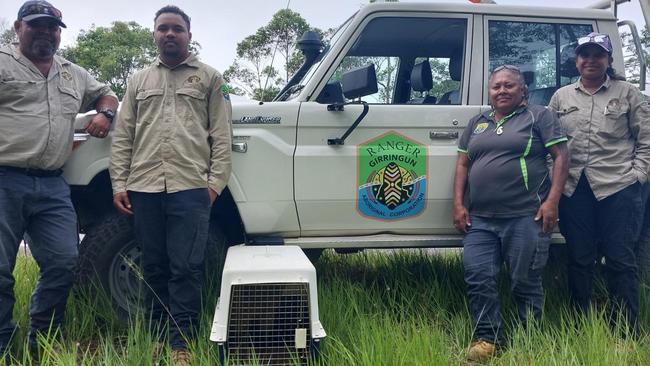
[85,113,111,138]
[208,188,219,205]
[113,192,133,215]
[535,200,559,233]
[453,204,471,233]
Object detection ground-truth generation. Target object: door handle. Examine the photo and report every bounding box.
[232,142,247,153]
[430,131,459,140]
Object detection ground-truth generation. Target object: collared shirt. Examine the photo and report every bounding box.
[549,76,650,200]
[458,105,566,218]
[0,45,115,170]
[110,54,232,195]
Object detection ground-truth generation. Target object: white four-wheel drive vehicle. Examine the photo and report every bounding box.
[65,0,650,313]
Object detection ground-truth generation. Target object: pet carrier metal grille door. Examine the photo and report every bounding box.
[227,283,311,365]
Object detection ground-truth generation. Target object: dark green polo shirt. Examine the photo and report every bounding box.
[458,105,567,218]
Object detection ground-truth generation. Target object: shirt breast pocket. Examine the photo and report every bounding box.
[601,99,630,139]
[58,85,81,118]
[557,105,579,138]
[135,89,164,124]
[0,79,38,107]
[176,88,208,128]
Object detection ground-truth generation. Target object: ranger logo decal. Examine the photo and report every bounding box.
[358,131,427,221]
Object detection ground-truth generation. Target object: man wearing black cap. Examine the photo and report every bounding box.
[0,0,118,358]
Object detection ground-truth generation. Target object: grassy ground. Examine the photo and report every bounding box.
[6,249,650,365]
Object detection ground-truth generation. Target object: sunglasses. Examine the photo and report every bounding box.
[492,64,521,73]
[577,34,609,45]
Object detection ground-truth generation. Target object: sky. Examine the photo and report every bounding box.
[0,0,647,73]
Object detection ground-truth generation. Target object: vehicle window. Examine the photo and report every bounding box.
[320,17,467,105]
[488,21,593,105]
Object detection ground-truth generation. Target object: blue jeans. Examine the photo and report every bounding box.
[463,215,551,344]
[0,168,78,351]
[559,174,641,332]
[129,189,210,350]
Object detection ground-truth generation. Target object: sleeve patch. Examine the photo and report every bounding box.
[220,84,230,101]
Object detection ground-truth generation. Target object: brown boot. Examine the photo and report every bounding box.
[171,349,192,366]
[467,339,496,362]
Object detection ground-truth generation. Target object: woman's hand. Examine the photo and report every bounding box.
[535,200,558,233]
[453,153,471,233]
[453,204,471,233]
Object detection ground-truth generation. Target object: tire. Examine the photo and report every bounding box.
[76,212,227,318]
[76,214,142,318]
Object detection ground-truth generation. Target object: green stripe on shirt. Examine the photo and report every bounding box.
[519,125,534,191]
[544,137,568,148]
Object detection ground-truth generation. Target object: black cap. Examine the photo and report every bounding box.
[17,0,66,28]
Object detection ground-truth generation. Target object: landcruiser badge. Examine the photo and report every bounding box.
[358,132,427,220]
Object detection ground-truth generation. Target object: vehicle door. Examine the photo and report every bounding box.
[294,13,480,236]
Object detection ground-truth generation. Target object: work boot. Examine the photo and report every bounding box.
[152,342,165,366]
[467,339,496,362]
[171,349,192,366]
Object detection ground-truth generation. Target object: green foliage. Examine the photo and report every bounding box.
[6,250,650,365]
[0,19,17,46]
[622,26,650,84]
[224,9,323,101]
[60,21,157,99]
[0,28,17,47]
[60,21,201,100]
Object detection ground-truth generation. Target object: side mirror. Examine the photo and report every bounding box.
[341,64,378,100]
[316,81,345,104]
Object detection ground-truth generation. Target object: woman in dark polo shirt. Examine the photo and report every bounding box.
[453,65,568,362]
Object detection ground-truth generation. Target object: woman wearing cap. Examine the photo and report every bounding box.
[454,65,568,361]
[549,33,650,333]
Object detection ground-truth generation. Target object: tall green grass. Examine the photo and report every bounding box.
[6,249,650,365]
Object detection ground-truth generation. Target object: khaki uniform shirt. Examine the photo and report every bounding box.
[110,54,232,195]
[549,77,650,200]
[0,45,115,170]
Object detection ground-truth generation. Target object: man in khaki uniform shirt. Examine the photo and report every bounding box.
[0,1,118,359]
[109,5,231,363]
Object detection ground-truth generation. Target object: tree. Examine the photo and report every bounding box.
[61,21,157,99]
[0,18,17,46]
[224,9,322,101]
[224,29,278,101]
[61,21,201,99]
[621,27,650,84]
[265,9,311,82]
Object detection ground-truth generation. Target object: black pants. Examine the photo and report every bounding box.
[559,174,641,332]
[130,188,210,350]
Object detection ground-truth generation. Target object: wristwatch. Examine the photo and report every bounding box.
[99,108,115,122]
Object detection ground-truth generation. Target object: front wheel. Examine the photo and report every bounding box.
[76,213,227,318]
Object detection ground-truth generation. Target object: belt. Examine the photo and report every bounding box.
[0,166,63,177]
